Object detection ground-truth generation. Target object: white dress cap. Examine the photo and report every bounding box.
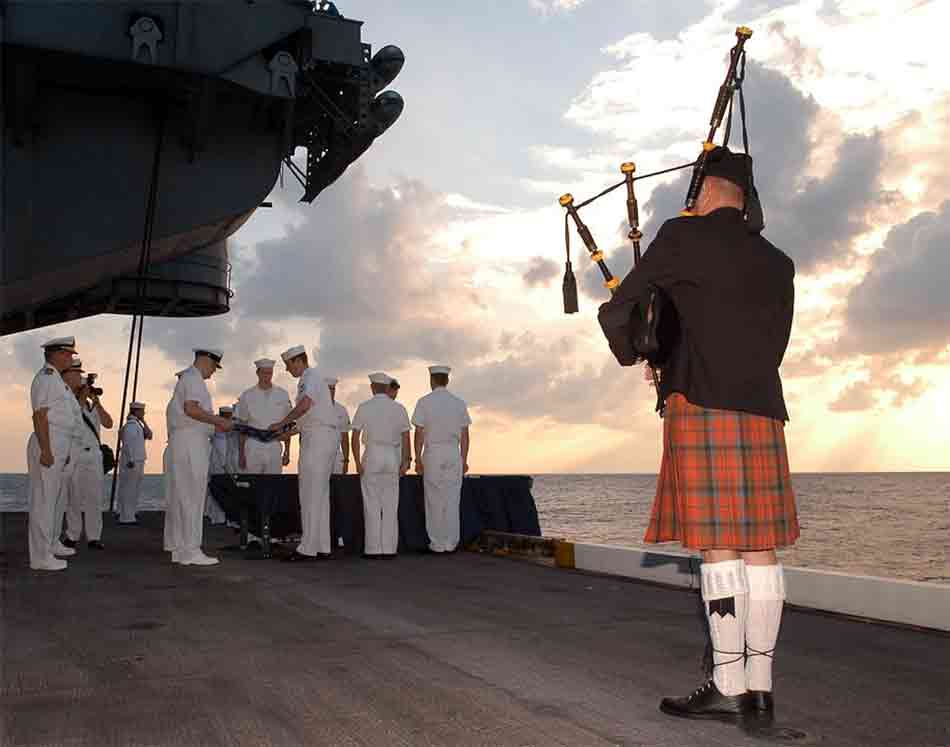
[428,365,451,375]
[130,402,146,410]
[281,345,306,362]
[325,377,339,386]
[193,348,224,368]
[42,336,77,352]
[368,372,393,385]
[218,405,233,414]
[254,358,276,369]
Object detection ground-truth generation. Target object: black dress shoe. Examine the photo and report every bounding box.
[60,537,78,549]
[281,551,315,563]
[742,690,775,723]
[87,541,105,550]
[660,680,748,721]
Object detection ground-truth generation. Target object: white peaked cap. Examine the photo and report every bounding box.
[368,372,392,385]
[428,365,451,375]
[194,348,223,367]
[42,336,76,351]
[218,405,233,414]
[255,358,276,369]
[281,345,306,362]
[130,402,146,410]
[325,377,339,386]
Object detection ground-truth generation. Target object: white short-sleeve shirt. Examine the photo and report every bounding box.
[121,416,147,463]
[30,365,82,445]
[333,402,351,436]
[351,394,411,447]
[295,367,336,431]
[236,385,293,430]
[411,388,472,446]
[172,366,214,436]
[78,404,101,451]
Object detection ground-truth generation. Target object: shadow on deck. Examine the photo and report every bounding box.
[1,512,948,746]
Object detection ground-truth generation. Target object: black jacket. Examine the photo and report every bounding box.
[599,208,795,421]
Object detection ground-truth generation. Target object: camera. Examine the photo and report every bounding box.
[86,373,104,397]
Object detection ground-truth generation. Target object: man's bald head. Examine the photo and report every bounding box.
[694,175,745,216]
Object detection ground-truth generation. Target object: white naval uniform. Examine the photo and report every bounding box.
[162,396,177,551]
[65,404,105,542]
[332,401,351,474]
[205,430,237,524]
[295,367,338,556]
[352,394,410,555]
[27,364,82,568]
[166,366,214,560]
[412,387,472,552]
[236,385,292,474]
[116,416,147,523]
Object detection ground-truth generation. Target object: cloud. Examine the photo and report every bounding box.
[522,257,560,288]
[836,202,950,356]
[828,379,877,412]
[529,0,586,16]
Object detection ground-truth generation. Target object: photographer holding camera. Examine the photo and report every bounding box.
[63,370,114,550]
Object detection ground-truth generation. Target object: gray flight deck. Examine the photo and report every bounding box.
[1,512,948,746]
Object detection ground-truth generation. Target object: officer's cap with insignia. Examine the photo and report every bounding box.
[281,345,306,362]
[428,365,451,375]
[193,348,223,369]
[254,358,276,369]
[369,372,393,385]
[42,336,77,353]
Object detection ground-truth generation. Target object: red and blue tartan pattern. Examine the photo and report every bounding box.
[644,394,800,551]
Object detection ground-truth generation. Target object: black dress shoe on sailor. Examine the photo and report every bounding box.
[281,551,315,563]
[87,541,105,550]
[60,537,78,549]
[742,690,775,724]
[660,680,748,721]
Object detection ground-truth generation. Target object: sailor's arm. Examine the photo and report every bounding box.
[183,400,232,431]
[238,432,248,469]
[350,429,362,475]
[270,396,310,431]
[400,431,411,476]
[32,408,54,467]
[460,427,470,475]
[413,426,425,475]
[92,395,113,429]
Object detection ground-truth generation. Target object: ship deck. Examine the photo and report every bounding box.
[1,512,948,746]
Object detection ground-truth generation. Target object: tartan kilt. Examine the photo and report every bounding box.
[644,393,799,551]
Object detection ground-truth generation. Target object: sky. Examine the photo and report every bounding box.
[2,0,949,474]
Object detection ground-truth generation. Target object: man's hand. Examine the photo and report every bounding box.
[239,453,247,470]
[40,450,54,468]
[399,460,410,476]
[415,462,424,476]
[282,451,290,467]
[463,462,469,475]
[267,421,284,433]
[643,364,658,387]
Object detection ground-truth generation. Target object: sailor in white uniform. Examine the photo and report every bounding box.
[27,337,83,570]
[116,402,148,524]
[412,365,472,553]
[351,373,411,557]
[162,368,188,554]
[63,364,113,550]
[327,378,351,474]
[166,348,232,566]
[237,359,292,474]
[205,405,236,525]
[269,345,337,562]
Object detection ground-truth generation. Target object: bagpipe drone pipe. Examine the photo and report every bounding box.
[559,26,762,379]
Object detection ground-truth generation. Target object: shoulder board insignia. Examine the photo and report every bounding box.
[43,368,54,375]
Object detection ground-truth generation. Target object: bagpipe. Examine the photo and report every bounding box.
[559,27,759,372]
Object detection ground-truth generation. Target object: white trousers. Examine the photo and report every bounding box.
[162,445,175,551]
[27,433,74,567]
[66,452,104,542]
[423,444,463,552]
[361,444,400,555]
[168,430,212,556]
[245,439,283,474]
[116,460,145,523]
[297,429,337,556]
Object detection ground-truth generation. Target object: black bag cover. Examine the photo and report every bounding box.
[100,444,116,474]
[598,285,680,367]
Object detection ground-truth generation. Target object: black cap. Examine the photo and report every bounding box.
[704,146,752,190]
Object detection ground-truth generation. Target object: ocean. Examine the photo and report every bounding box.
[2,472,947,585]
